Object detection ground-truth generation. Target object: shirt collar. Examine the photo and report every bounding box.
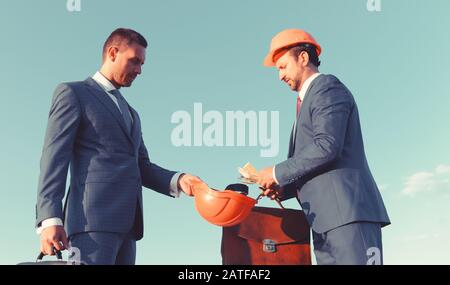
[92,71,117,92]
[298,72,321,101]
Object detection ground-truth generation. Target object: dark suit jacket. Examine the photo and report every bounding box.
[276,74,390,233]
[36,77,177,240]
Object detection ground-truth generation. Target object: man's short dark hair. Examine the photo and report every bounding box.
[102,28,148,61]
[288,43,321,67]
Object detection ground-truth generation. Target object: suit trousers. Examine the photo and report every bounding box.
[312,222,383,265]
[69,230,137,265]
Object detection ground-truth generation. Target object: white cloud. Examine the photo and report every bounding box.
[402,172,435,196]
[399,233,441,242]
[436,164,450,174]
[402,164,450,196]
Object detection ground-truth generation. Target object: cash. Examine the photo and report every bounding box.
[238,162,260,184]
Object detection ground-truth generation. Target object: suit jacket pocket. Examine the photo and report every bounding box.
[327,168,366,219]
[298,168,364,232]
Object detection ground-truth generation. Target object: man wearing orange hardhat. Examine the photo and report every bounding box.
[257,29,390,265]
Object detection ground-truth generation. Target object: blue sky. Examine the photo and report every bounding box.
[1,0,449,264]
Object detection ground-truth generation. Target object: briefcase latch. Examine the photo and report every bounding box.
[263,239,277,253]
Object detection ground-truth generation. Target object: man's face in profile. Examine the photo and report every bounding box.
[275,51,305,92]
[112,42,146,87]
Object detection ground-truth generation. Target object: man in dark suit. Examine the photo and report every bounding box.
[257,29,390,265]
[36,28,202,265]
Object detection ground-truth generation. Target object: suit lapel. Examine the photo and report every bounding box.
[128,105,141,148]
[288,122,295,158]
[84,78,135,146]
[291,74,322,149]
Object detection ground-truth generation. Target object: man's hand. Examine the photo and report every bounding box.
[40,225,69,255]
[262,186,282,200]
[257,166,277,189]
[178,174,203,196]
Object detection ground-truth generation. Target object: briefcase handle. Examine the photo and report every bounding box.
[256,187,285,209]
[37,248,63,262]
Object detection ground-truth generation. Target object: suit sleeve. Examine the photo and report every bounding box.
[275,82,354,191]
[36,84,81,227]
[138,136,178,197]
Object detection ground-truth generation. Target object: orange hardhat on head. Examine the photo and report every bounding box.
[263,29,322,67]
[192,182,256,227]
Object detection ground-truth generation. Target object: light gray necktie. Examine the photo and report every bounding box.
[110,89,132,134]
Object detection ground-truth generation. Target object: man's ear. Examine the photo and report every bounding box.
[300,51,310,67]
[107,46,119,63]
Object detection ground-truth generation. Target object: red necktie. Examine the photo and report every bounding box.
[296,96,302,117]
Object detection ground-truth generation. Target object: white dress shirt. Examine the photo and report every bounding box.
[273,73,321,184]
[91,72,133,121]
[36,72,183,234]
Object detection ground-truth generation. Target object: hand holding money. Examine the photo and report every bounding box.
[238,162,284,208]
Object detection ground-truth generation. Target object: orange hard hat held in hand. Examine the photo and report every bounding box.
[191,181,256,227]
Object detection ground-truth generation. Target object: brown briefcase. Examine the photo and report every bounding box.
[221,206,311,265]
